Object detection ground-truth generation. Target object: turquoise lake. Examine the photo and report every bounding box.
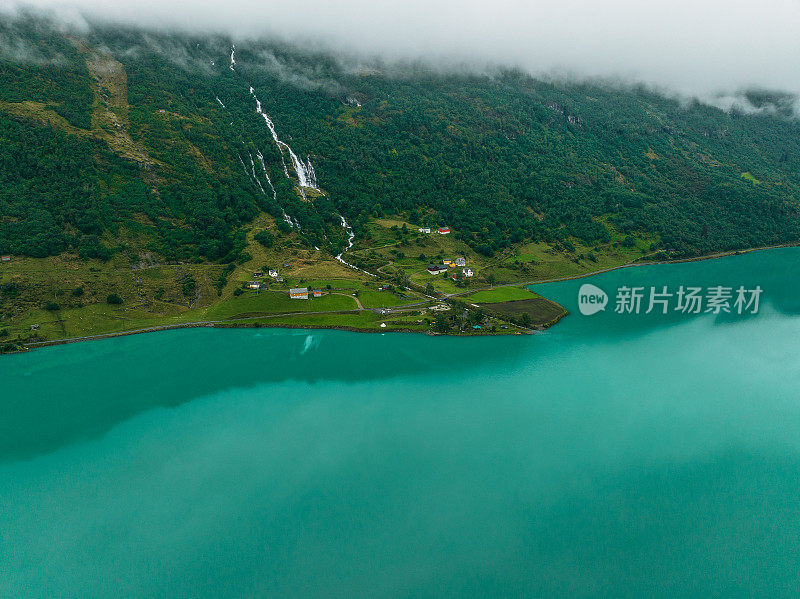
[3,248,800,598]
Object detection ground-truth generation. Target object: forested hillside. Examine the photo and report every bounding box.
[2,12,800,264]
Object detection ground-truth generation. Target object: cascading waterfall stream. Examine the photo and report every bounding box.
[336,215,355,259]
[226,45,364,254]
[248,152,266,194]
[335,214,375,277]
[249,87,321,200]
[255,150,277,201]
[218,77,296,228]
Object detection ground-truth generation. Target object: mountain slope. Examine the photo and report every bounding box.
[2,15,800,267]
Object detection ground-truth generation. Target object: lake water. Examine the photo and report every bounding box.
[2,248,800,598]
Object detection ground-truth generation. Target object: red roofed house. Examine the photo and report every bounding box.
[437,227,450,235]
[290,287,309,299]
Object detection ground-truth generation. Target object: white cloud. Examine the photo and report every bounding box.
[9,0,800,96]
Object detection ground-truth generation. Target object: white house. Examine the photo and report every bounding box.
[268,269,278,278]
[427,264,447,275]
[455,257,466,267]
[462,268,474,277]
[248,282,260,290]
[419,227,431,234]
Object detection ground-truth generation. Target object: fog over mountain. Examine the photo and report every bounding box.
[3,0,800,108]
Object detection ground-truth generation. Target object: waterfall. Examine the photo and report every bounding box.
[220,53,344,239]
[255,150,277,200]
[249,87,321,200]
[223,95,290,225]
[248,152,266,194]
[335,214,375,276]
[336,214,355,257]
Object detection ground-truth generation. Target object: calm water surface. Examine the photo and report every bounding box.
[2,248,800,598]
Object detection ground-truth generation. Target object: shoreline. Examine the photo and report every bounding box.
[16,318,533,352]
[7,242,796,353]
[445,242,800,298]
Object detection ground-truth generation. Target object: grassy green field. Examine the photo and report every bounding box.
[741,171,761,184]
[347,217,658,300]
[198,291,357,320]
[0,214,661,348]
[223,310,430,332]
[462,287,537,303]
[304,279,364,290]
[357,291,418,309]
[478,298,567,327]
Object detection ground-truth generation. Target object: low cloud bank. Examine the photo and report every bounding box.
[4,0,800,105]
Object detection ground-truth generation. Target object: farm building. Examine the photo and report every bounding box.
[248,282,260,290]
[443,259,455,267]
[418,227,431,234]
[253,271,263,278]
[1,255,10,262]
[312,289,324,298]
[290,287,309,299]
[427,264,447,275]
[455,257,466,267]
[437,227,450,235]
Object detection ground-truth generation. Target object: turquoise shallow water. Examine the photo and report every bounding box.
[2,248,800,598]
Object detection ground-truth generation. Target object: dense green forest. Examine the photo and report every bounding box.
[1,13,800,263]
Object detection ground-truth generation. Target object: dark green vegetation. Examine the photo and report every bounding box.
[2,12,800,264]
[1,13,800,343]
[459,286,566,328]
[477,297,566,327]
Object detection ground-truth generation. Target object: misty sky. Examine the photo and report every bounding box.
[8,0,800,97]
